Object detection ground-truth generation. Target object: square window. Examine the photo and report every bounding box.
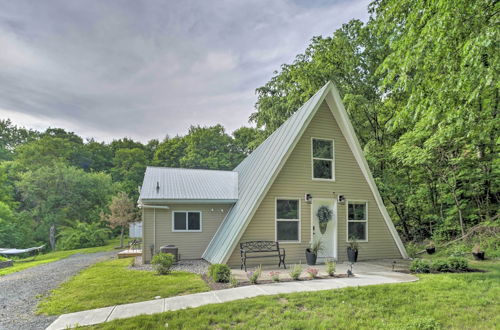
[313,159,332,179]
[276,200,299,219]
[348,203,366,220]
[348,222,366,240]
[188,212,200,230]
[277,221,299,241]
[313,139,333,158]
[173,212,187,230]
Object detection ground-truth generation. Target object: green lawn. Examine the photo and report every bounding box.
[0,239,120,276]
[37,258,210,315]
[83,260,499,330]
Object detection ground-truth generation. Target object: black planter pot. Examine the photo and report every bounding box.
[305,248,317,265]
[472,252,485,260]
[426,247,436,255]
[347,248,358,262]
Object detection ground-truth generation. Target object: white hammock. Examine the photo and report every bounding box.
[0,245,45,255]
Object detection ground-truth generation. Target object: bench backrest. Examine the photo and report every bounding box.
[240,241,279,253]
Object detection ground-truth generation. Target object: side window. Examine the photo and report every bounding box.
[312,138,334,180]
[172,211,202,232]
[347,202,367,241]
[276,199,300,242]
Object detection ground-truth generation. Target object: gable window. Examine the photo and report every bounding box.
[312,138,334,180]
[276,199,300,242]
[172,211,202,232]
[347,201,367,241]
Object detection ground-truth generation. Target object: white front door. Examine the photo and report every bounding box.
[311,198,337,261]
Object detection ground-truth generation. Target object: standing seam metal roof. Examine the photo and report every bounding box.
[202,82,332,263]
[139,167,238,201]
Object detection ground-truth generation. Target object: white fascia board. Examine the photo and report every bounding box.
[140,199,237,204]
[325,87,408,259]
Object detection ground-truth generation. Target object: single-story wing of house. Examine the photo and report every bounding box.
[138,81,408,267]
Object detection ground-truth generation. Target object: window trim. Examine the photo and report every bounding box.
[172,211,203,232]
[346,200,368,242]
[311,137,335,181]
[275,197,301,243]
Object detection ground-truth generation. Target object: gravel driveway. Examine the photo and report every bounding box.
[0,251,115,330]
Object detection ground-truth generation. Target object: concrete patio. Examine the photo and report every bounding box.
[46,260,416,330]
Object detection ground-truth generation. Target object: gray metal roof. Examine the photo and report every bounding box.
[139,167,238,202]
[202,82,332,264]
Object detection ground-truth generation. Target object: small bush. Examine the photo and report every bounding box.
[448,257,468,271]
[229,275,238,287]
[151,253,174,275]
[289,264,302,280]
[430,259,450,272]
[208,264,231,283]
[247,265,262,284]
[326,259,336,276]
[410,259,431,273]
[269,271,280,282]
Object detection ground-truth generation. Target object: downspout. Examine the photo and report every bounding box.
[153,208,156,254]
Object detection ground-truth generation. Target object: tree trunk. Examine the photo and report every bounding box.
[451,188,465,237]
[120,226,125,248]
[49,224,56,251]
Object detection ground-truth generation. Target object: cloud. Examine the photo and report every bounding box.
[0,0,370,142]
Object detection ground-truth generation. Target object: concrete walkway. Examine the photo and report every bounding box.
[46,271,417,330]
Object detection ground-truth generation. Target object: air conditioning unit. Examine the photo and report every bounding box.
[304,194,312,203]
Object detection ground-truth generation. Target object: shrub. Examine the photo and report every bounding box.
[247,265,262,284]
[410,259,431,273]
[0,256,9,262]
[151,253,175,275]
[326,259,336,276]
[269,271,280,282]
[404,242,420,258]
[289,264,302,280]
[306,268,319,279]
[229,275,238,287]
[57,221,110,250]
[448,257,468,271]
[430,259,450,272]
[208,264,231,283]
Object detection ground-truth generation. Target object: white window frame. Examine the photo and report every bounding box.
[275,197,301,243]
[346,200,368,242]
[172,211,202,232]
[311,137,335,181]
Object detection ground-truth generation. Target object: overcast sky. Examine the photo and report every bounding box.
[0,0,370,142]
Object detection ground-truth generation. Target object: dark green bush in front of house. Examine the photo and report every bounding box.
[447,257,468,271]
[208,263,231,283]
[151,253,175,275]
[410,259,431,273]
[411,257,469,274]
[430,259,450,272]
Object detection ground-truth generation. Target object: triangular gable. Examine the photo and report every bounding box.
[202,82,407,264]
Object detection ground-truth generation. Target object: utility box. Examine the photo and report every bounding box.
[159,245,179,261]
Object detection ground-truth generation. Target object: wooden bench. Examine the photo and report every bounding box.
[240,241,286,272]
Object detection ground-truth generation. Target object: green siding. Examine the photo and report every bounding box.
[227,101,401,267]
[142,204,232,263]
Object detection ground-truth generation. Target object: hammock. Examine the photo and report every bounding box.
[0,245,45,256]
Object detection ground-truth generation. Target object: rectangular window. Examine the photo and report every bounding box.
[312,138,334,180]
[347,202,367,241]
[276,199,300,242]
[172,211,202,232]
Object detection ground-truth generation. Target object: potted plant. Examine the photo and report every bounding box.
[472,244,485,260]
[316,205,333,234]
[347,237,358,262]
[305,239,323,265]
[425,241,436,255]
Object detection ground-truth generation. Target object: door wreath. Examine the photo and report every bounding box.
[316,205,333,234]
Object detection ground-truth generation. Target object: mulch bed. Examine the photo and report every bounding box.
[202,273,352,290]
